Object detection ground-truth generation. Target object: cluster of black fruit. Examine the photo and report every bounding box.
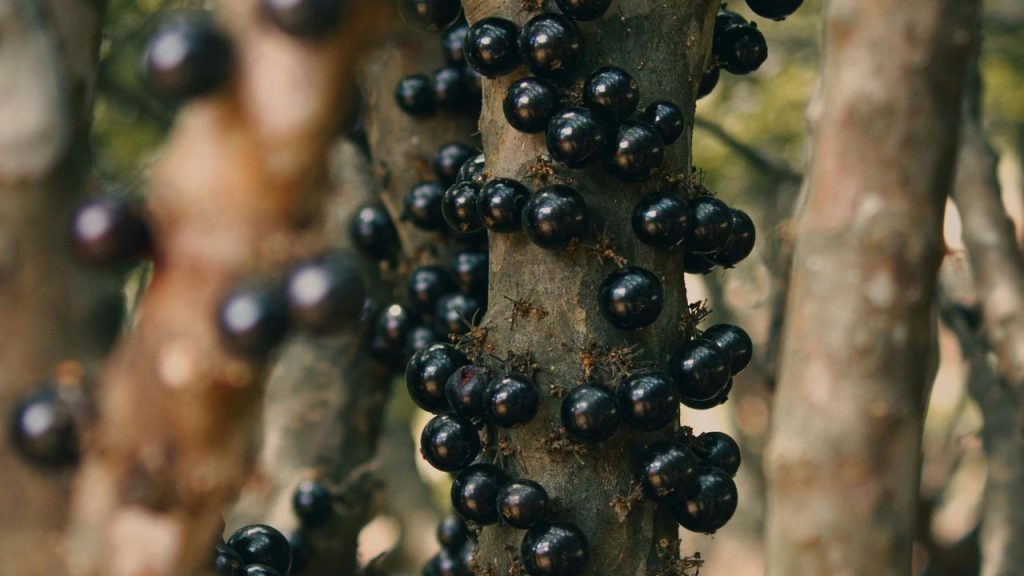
[394,21,482,118]
[215,522,310,576]
[423,515,475,576]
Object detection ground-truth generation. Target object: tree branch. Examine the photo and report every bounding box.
[693,117,802,183]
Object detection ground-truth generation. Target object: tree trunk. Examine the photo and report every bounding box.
[463,0,716,574]
[764,0,980,574]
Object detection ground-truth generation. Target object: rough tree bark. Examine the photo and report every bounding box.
[0,1,112,576]
[68,3,393,576]
[462,1,716,574]
[764,0,980,575]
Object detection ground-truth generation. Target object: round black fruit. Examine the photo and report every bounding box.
[445,364,495,419]
[498,479,549,529]
[745,0,804,20]
[698,66,720,100]
[285,255,366,335]
[582,67,639,122]
[641,100,685,145]
[631,192,692,248]
[398,0,462,30]
[441,22,470,63]
[456,153,486,184]
[670,466,738,533]
[227,524,292,576]
[145,18,232,100]
[716,21,767,75]
[421,414,482,472]
[370,303,417,362]
[554,0,612,21]
[688,196,734,254]
[560,384,619,442]
[701,324,753,375]
[349,203,400,262]
[522,185,588,250]
[481,178,530,232]
[396,74,438,117]
[71,198,152,266]
[668,340,731,404]
[408,266,457,317]
[292,479,332,527]
[504,77,560,134]
[608,121,665,182]
[433,66,472,111]
[464,18,521,78]
[9,384,79,468]
[214,544,244,576]
[484,374,540,428]
[435,293,483,337]
[637,441,699,501]
[520,522,589,576]
[404,181,447,231]
[437,515,470,550]
[683,249,716,275]
[451,251,488,297]
[261,0,344,37]
[245,565,281,576]
[545,107,607,168]
[406,343,469,413]
[519,13,582,80]
[405,324,441,355]
[697,431,741,476]
[436,548,472,576]
[711,209,756,267]
[616,372,679,431]
[681,378,732,410]
[443,182,485,234]
[217,281,290,358]
[435,143,479,188]
[597,266,663,330]
[451,464,507,525]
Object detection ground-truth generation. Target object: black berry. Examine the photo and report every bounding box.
[261,0,343,37]
[443,182,485,234]
[145,18,232,100]
[714,13,767,75]
[292,480,332,527]
[519,14,582,80]
[670,466,738,533]
[436,548,472,576]
[227,524,292,576]
[560,383,619,442]
[711,209,756,267]
[218,281,290,358]
[421,414,482,471]
[545,107,608,168]
[349,203,400,262]
[481,178,530,232]
[520,522,589,576]
[597,266,663,330]
[9,384,79,468]
[683,249,716,275]
[701,324,752,375]
[631,192,692,248]
[214,544,244,576]
[245,565,282,576]
[464,18,522,78]
[522,185,589,250]
[745,0,803,20]
[456,153,486,184]
[445,364,495,419]
[441,22,470,63]
[396,74,438,117]
[607,120,665,182]
[433,66,473,111]
[71,198,152,266]
[399,0,461,30]
[497,479,549,529]
[697,431,741,476]
[582,67,639,122]
[554,0,612,21]
[681,378,732,410]
[504,77,560,133]
[437,515,470,550]
[451,463,507,524]
[404,181,447,231]
[484,374,540,427]
[668,340,731,404]
[435,293,483,337]
[285,255,366,335]
[637,441,699,501]
[698,66,720,100]
[406,324,441,354]
[451,251,489,297]
[435,143,479,188]
[370,303,417,364]
[408,266,457,317]
[641,100,685,145]
[688,196,734,253]
[616,372,679,431]
[406,343,469,413]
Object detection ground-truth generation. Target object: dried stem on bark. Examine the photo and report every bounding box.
[764,0,980,574]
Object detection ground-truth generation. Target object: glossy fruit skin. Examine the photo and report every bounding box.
[560,384,619,442]
[554,0,612,21]
[522,185,589,250]
[443,182,485,234]
[698,431,741,476]
[441,22,470,63]
[745,0,804,20]
[404,181,447,231]
[227,524,292,575]
[631,192,692,248]
[701,324,753,375]
[607,121,665,182]
[370,303,417,365]
[406,324,441,355]
[582,67,639,122]
[349,204,400,262]
[670,466,738,533]
[498,479,549,529]
[445,364,495,419]
[245,565,282,576]
[433,66,473,111]
[435,143,480,188]
[406,343,469,413]
[396,74,438,116]
[437,515,470,550]
[637,441,699,501]
[214,544,245,576]
[9,385,79,468]
[545,107,608,168]
[452,251,489,297]
[597,266,664,330]
[698,66,720,99]
[668,340,731,403]
[288,531,311,575]
[286,256,366,335]
[481,178,530,232]
[292,480,332,527]
[616,372,679,431]
[504,77,560,133]
[715,15,767,75]
[518,14,582,80]
[261,0,343,37]
[641,100,685,145]
[435,293,484,337]
[145,19,232,100]
[408,266,457,317]
[456,154,486,184]
[683,250,716,275]
[71,198,152,266]
[218,282,290,358]
[484,374,540,427]
[520,522,589,576]
[464,18,522,78]
[399,0,462,30]
[451,464,507,524]
[711,209,756,267]
[681,378,732,410]
[688,196,734,254]
[421,414,482,471]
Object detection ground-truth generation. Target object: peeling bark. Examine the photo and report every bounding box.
[764,0,980,574]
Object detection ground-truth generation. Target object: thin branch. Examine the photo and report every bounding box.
[693,117,802,183]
